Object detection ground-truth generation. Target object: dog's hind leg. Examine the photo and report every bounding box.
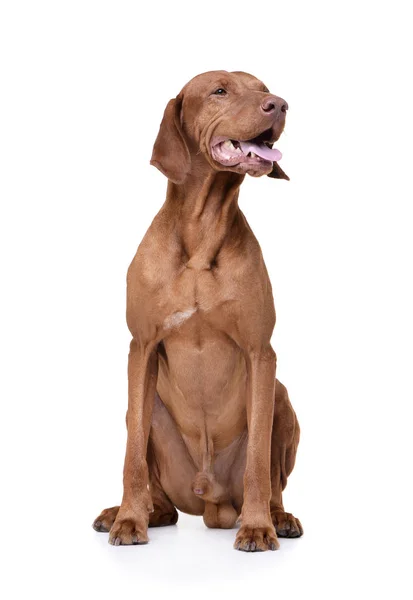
[269,379,303,538]
[93,506,120,532]
[147,436,179,527]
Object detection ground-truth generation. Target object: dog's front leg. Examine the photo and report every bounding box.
[234,346,279,552]
[109,339,158,546]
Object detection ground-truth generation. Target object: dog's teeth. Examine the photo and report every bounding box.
[250,152,256,158]
[224,140,235,150]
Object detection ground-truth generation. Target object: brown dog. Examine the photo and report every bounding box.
[93,71,302,552]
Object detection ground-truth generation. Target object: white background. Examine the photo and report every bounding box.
[1,1,412,598]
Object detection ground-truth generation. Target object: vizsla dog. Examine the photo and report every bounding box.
[93,70,302,552]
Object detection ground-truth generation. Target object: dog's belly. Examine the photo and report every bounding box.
[156,321,248,464]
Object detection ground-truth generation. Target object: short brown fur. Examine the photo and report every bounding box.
[93,71,302,552]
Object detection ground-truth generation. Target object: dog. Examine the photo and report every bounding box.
[93,70,302,552]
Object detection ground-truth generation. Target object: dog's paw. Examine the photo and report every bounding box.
[92,506,120,532]
[272,510,303,538]
[109,513,149,546]
[234,524,280,552]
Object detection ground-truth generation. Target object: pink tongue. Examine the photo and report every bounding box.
[239,141,282,162]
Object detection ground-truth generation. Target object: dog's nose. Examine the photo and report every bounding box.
[261,96,289,114]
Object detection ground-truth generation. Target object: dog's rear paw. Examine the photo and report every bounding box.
[272,510,303,538]
[234,524,280,552]
[93,506,120,532]
[149,507,179,527]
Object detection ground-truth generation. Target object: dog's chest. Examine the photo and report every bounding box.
[161,263,239,334]
[128,230,271,344]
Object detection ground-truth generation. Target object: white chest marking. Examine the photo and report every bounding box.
[163,308,197,330]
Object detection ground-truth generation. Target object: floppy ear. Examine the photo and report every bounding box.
[267,162,290,181]
[150,96,191,184]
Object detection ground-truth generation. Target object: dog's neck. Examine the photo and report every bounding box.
[164,169,245,271]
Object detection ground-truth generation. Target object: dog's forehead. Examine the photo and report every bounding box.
[231,71,268,90]
[180,70,267,96]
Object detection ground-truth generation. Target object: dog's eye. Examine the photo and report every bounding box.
[213,88,227,96]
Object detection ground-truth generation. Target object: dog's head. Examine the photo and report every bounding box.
[151,70,289,184]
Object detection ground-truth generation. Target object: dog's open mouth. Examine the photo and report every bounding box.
[210,128,282,168]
